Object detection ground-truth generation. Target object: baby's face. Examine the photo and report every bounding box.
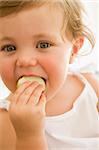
[0,5,72,101]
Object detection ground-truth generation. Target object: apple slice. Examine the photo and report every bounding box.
[17,76,45,88]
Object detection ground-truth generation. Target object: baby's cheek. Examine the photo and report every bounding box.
[2,65,12,77]
[0,59,13,76]
[46,60,66,85]
[0,64,15,90]
[1,71,12,87]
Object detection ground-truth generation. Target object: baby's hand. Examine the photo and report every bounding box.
[9,78,46,139]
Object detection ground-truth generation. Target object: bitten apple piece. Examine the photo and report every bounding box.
[17,76,45,88]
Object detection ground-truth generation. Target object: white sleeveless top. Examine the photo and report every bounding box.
[0,73,99,149]
[45,73,99,150]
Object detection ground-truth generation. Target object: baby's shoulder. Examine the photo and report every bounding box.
[82,73,99,111]
[68,72,99,98]
[0,109,15,134]
[0,109,16,146]
[0,95,11,120]
[0,109,11,128]
[67,72,99,110]
[82,73,99,97]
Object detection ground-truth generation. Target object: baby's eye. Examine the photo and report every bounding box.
[1,44,16,52]
[36,42,52,49]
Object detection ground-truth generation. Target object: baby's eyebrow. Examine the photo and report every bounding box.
[32,33,55,38]
[32,33,61,43]
[0,33,61,43]
[0,36,14,42]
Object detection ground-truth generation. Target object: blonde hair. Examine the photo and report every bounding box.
[0,0,95,48]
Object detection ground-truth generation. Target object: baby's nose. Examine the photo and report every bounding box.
[16,53,38,67]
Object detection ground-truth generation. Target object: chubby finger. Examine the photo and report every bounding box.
[16,81,40,105]
[11,81,34,104]
[38,92,46,112]
[28,84,45,105]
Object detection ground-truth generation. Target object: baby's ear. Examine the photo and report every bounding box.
[69,37,84,64]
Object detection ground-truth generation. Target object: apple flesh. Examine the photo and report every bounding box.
[17,76,45,88]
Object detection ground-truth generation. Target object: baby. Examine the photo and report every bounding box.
[0,0,99,150]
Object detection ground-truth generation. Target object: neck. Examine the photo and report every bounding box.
[45,74,84,116]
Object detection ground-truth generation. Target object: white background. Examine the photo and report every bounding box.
[81,0,99,71]
[0,0,99,98]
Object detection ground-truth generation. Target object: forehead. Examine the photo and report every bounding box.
[0,5,64,41]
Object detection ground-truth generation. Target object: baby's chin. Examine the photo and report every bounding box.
[17,76,45,88]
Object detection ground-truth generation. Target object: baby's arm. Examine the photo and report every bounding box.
[9,81,48,150]
[0,109,16,150]
[16,132,48,150]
